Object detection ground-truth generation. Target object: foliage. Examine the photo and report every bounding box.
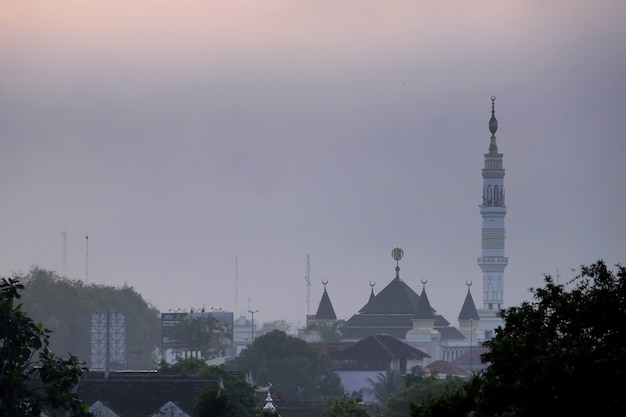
[258,320,291,336]
[323,397,371,417]
[409,260,626,417]
[387,373,466,417]
[362,368,403,405]
[0,276,90,417]
[409,375,480,417]
[158,356,209,374]
[166,313,232,359]
[194,385,235,417]
[310,320,345,342]
[17,267,161,369]
[256,408,280,417]
[231,330,344,401]
[161,357,257,417]
[197,365,257,417]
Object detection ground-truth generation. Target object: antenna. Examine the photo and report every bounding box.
[62,231,67,277]
[85,234,89,283]
[305,254,311,315]
[235,251,239,317]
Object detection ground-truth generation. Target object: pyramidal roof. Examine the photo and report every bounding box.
[358,267,420,314]
[315,282,337,320]
[458,285,480,321]
[414,283,435,319]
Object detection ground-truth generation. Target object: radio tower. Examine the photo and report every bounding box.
[85,234,89,283]
[305,254,311,315]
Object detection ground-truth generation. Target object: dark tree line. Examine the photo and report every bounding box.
[16,267,161,370]
[1,277,90,416]
[411,260,626,417]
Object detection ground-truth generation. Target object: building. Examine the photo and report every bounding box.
[477,96,507,335]
[330,333,430,402]
[160,311,234,364]
[303,98,506,364]
[78,371,217,417]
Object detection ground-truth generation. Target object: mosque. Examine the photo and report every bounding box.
[302,97,507,367]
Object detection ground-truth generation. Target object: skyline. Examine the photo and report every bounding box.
[1,0,625,327]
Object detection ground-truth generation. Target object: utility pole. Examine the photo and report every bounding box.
[85,234,89,283]
[248,309,258,343]
[470,317,473,373]
[305,254,311,315]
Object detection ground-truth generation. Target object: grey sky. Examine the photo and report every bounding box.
[1,0,625,327]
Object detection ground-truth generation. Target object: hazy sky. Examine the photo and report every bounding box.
[1,0,625,328]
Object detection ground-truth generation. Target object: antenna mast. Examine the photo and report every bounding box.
[235,251,239,317]
[62,231,67,277]
[305,254,311,315]
[85,234,89,283]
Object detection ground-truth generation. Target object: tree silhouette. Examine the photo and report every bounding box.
[0,276,90,416]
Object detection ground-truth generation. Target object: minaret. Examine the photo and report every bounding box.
[477,96,507,335]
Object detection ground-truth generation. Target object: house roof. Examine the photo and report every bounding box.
[450,347,490,367]
[331,333,429,370]
[77,371,217,417]
[424,360,469,378]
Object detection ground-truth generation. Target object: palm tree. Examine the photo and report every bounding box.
[313,320,345,342]
[362,368,404,405]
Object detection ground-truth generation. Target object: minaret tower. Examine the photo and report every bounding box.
[477,96,507,335]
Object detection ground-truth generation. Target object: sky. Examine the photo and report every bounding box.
[1,0,625,329]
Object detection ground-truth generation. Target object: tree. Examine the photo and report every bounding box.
[194,385,235,417]
[231,330,344,401]
[0,276,90,416]
[410,260,626,417]
[311,320,345,342]
[385,372,465,417]
[323,397,371,417]
[160,357,257,417]
[362,368,403,405]
[408,374,479,417]
[477,260,626,416]
[258,320,291,336]
[18,267,161,369]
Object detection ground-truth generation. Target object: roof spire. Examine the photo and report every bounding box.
[488,96,499,154]
[391,247,404,279]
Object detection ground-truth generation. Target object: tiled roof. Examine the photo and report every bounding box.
[424,360,469,378]
[332,334,430,363]
[450,347,490,367]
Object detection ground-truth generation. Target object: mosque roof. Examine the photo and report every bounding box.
[315,283,337,320]
[414,285,435,319]
[458,286,480,321]
[358,268,420,315]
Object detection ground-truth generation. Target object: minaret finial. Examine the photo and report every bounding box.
[369,280,376,295]
[391,247,404,278]
[466,280,472,293]
[322,279,328,291]
[421,278,428,290]
[488,96,498,153]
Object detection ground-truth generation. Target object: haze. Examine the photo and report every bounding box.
[1,0,625,327]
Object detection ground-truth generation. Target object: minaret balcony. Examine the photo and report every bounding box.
[477,257,508,265]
